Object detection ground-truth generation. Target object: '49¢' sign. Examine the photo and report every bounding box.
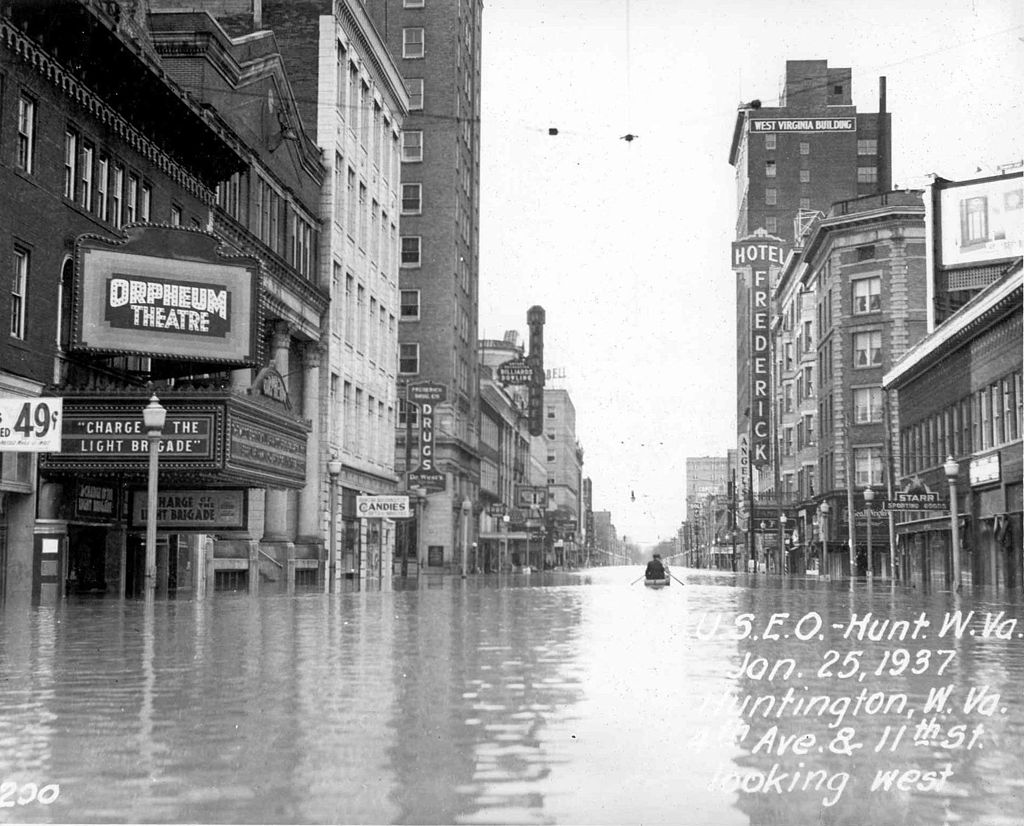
[0,397,62,451]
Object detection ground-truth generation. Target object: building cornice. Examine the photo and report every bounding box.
[0,16,220,203]
[883,265,1023,389]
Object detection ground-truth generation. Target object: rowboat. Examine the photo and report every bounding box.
[644,578,670,588]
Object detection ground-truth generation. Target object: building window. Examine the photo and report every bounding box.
[125,174,138,223]
[399,343,419,374]
[854,387,883,424]
[11,247,28,340]
[960,197,988,245]
[400,290,420,319]
[547,405,555,419]
[112,164,124,228]
[765,188,777,206]
[765,134,776,150]
[799,197,811,210]
[765,160,776,178]
[402,131,423,162]
[344,273,355,346]
[408,78,424,110]
[853,330,882,368]
[547,454,555,462]
[799,142,810,155]
[291,212,315,277]
[852,276,881,314]
[170,204,182,226]
[403,28,425,58]
[140,183,152,222]
[401,236,421,267]
[16,95,35,173]
[402,183,422,214]
[804,413,814,445]
[857,139,877,155]
[857,166,878,184]
[853,446,884,487]
[96,156,109,221]
[79,142,94,210]
[64,130,78,200]
[799,169,810,183]
[404,0,425,7]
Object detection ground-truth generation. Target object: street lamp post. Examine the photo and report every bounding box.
[327,457,342,593]
[819,501,830,577]
[502,513,510,574]
[142,394,167,600]
[779,514,788,576]
[863,486,875,580]
[460,498,471,578]
[944,456,961,592]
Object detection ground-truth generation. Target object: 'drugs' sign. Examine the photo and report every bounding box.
[74,226,259,365]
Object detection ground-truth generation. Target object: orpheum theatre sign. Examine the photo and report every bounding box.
[74,226,259,365]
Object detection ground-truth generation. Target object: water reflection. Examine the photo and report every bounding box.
[0,571,1021,824]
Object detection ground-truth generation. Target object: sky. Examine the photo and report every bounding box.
[476,0,1024,548]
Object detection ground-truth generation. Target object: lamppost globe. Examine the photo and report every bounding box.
[864,486,875,504]
[143,394,167,434]
[944,455,959,480]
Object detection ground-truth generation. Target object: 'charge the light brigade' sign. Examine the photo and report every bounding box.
[129,489,247,531]
[106,276,230,335]
[75,227,259,365]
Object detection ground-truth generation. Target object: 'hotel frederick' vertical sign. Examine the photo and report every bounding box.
[732,233,786,469]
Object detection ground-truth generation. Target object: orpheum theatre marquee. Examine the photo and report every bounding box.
[41,226,308,493]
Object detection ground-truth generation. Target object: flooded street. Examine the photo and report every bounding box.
[2,569,1023,825]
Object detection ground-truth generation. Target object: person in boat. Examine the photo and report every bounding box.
[645,553,667,581]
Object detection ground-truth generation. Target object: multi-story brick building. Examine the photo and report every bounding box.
[367,0,483,572]
[2,1,325,603]
[729,60,891,562]
[254,0,409,586]
[780,190,928,580]
[884,170,1022,591]
[541,388,583,567]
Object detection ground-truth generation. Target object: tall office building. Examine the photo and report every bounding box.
[729,60,892,530]
[368,0,483,571]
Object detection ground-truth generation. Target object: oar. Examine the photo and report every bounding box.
[666,570,685,586]
[630,574,646,585]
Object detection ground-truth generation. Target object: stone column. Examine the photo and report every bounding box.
[262,322,292,543]
[297,342,323,543]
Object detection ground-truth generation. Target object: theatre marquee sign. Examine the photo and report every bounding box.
[74,226,260,365]
[41,392,307,490]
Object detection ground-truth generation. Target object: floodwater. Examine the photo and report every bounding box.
[1,569,1023,825]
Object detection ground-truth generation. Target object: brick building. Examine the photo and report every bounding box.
[366,0,483,572]
[884,170,1022,591]
[729,60,891,557]
[776,190,927,580]
[1,1,325,602]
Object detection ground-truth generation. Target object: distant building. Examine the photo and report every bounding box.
[542,388,584,568]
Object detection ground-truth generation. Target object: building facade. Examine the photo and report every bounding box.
[884,170,1022,591]
[541,388,584,568]
[779,190,928,580]
[730,60,892,563]
[367,0,484,572]
[257,0,409,586]
[2,0,326,603]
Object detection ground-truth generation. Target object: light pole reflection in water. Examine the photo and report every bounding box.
[142,394,166,601]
